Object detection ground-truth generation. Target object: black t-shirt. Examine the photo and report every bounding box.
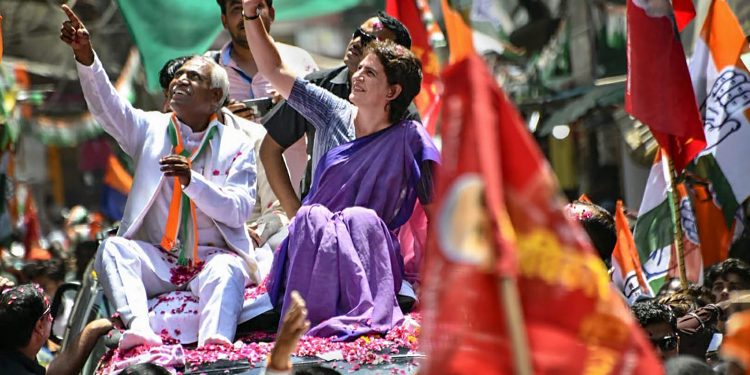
[0,350,46,375]
[263,65,421,197]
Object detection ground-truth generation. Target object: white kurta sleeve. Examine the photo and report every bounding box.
[76,54,150,157]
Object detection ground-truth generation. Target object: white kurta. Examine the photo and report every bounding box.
[78,55,259,345]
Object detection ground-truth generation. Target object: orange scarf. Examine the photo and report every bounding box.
[160,113,218,266]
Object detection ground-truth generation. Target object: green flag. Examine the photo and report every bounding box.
[116,0,223,91]
[274,0,365,21]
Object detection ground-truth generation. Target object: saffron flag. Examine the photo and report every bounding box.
[612,200,653,304]
[386,0,443,134]
[100,154,132,221]
[687,0,750,238]
[634,149,704,292]
[440,0,475,64]
[689,181,733,266]
[22,192,50,260]
[625,0,706,172]
[421,53,662,374]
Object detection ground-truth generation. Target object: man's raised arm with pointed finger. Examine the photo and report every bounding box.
[60,4,262,350]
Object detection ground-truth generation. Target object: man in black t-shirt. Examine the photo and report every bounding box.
[260,11,420,218]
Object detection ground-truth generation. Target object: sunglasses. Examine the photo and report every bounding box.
[352,28,379,45]
[651,334,678,352]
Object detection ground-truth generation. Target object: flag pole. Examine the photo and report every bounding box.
[660,151,688,288]
[499,277,533,375]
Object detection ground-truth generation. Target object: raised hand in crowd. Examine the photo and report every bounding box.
[59,5,94,65]
[266,290,310,373]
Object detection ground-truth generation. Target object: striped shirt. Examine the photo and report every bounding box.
[287,78,356,178]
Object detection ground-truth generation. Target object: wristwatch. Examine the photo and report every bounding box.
[242,9,260,21]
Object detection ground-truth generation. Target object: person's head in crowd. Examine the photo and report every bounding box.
[344,11,412,74]
[632,299,680,360]
[22,259,66,299]
[658,278,684,299]
[294,366,342,375]
[658,284,715,318]
[167,56,230,121]
[120,363,172,375]
[0,284,52,360]
[564,200,616,269]
[218,0,274,47]
[354,40,421,124]
[664,355,716,375]
[159,55,192,112]
[705,258,750,303]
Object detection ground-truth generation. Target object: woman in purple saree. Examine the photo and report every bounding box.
[242,0,439,340]
[268,119,438,339]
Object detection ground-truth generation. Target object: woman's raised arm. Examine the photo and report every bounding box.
[242,0,295,99]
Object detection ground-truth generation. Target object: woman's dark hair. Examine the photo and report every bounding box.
[364,39,422,124]
[0,284,48,350]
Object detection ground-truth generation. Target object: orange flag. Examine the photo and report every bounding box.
[420,53,663,374]
[440,0,475,63]
[611,200,654,304]
[690,182,733,267]
[577,193,592,203]
[386,0,443,134]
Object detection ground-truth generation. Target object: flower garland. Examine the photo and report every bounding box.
[96,313,422,374]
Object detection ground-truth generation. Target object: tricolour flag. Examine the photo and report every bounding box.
[386,0,444,134]
[625,0,706,172]
[687,0,749,259]
[634,149,704,292]
[421,52,662,374]
[612,200,654,304]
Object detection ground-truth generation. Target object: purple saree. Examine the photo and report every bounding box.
[267,120,439,340]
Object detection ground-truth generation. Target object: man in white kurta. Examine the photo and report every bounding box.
[60,5,260,349]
